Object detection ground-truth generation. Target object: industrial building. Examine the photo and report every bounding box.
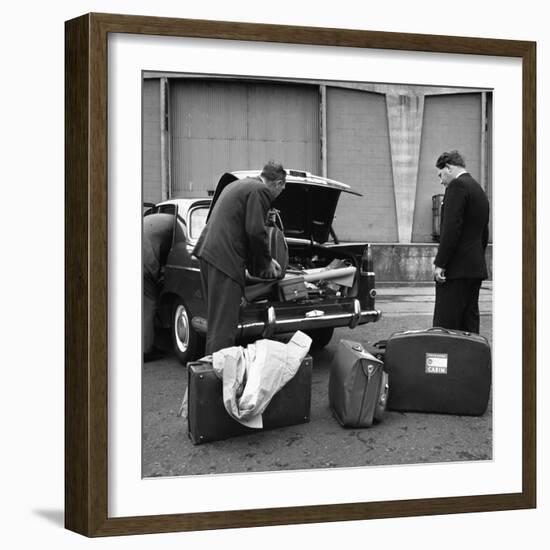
[142,74,493,280]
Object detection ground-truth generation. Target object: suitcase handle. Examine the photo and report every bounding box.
[267,208,285,232]
[428,326,471,337]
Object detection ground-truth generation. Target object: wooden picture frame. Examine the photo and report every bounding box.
[65,12,536,537]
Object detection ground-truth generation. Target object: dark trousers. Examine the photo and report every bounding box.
[200,259,243,355]
[433,278,482,333]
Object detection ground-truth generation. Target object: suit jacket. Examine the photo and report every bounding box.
[434,172,490,280]
[193,177,273,287]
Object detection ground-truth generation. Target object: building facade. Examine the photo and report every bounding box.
[143,74,493,280]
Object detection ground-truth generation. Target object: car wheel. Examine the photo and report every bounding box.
[171,299,200,365]
[306,327,334,350]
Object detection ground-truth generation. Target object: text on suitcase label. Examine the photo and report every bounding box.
[425,353,448,374]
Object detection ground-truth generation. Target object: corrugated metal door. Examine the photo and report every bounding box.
[246,84,320,171]
[413,93,482,242]
[142,79,162,203]
[170,80,320,197]
[327,87,397,242]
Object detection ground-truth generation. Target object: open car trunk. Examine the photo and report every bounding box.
[157,170,380,363]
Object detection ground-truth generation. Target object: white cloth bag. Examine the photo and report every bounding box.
[212,331,312,428]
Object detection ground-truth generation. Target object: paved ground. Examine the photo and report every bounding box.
[376,280,492,317]
[142,283,493,477]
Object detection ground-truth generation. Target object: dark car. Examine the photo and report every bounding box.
[146,169,381,364]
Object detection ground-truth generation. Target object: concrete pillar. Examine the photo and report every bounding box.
[386,94,424,243]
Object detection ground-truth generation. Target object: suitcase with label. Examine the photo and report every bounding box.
[187,355,312,444]
[329,340,389,428]
[384,327,491,415]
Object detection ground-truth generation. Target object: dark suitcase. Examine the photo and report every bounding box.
[329,340,389,428]
[248,209,289,278]
[187,355,312,444]
[385,327,491,415]
[277,276,309,302]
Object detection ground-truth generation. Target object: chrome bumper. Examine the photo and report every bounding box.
[237,299,382,339]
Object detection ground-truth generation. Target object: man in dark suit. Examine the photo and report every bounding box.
[433,150,490,333]
[193,162,286,354]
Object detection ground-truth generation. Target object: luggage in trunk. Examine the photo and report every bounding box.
[329,340,389,428]
[277,275,308,301]
[187,355,312,444]
[384,327,491,415]
[247,209,289,279]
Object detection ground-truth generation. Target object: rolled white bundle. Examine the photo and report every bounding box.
[301,266,356,287]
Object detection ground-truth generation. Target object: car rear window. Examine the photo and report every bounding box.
[189,206,209,240]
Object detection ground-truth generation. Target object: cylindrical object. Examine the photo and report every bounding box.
[432,193,444,242]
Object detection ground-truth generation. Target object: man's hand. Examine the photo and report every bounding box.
[434,266,446,283]
[271,259,282,277]
[259,259,282,279]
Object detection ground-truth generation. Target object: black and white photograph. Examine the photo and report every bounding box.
[3,0,542,545]
[141,72,494,478]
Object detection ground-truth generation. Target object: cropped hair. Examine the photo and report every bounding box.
[261,161,286,182]
[435,150,466,169]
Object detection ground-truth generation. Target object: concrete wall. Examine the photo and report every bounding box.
[372,244,493,282]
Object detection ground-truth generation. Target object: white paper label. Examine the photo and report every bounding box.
[425,353,448,374]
